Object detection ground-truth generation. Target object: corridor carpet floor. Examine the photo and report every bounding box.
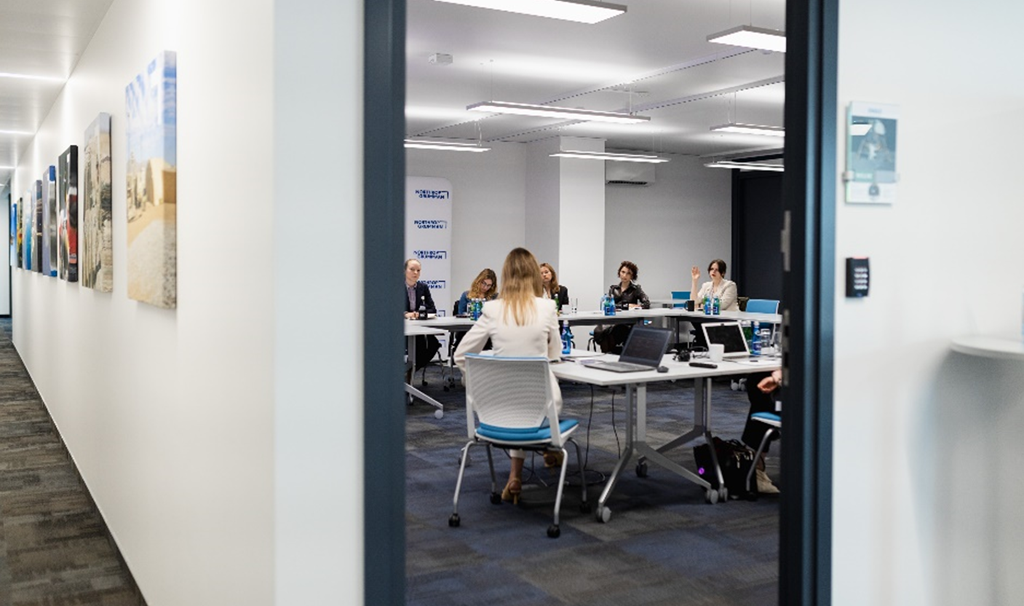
[406,363,781,606]
[0,318,143,606]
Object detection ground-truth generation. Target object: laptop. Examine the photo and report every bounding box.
[583,326,672,373]
[700,321,750,359]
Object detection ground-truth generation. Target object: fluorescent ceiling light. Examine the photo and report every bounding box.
[0,72,65,82]
[468,101,649,124]
[551,150,669,163]
[404,139,490,152]
[0,130,33,136]
[705,160,784,172]
[711,123,785,137]
[433,0,626,24]
[707,25,787,53]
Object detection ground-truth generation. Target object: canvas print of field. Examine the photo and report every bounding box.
[42,166,56,277]
[82,113,113,292]
[58,145,79,282]
[126,51,176,309]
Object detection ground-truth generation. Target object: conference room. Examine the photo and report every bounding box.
[402,1,787,604]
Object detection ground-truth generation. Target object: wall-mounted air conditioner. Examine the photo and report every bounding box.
[605,162,656,186]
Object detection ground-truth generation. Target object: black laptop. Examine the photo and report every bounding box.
[583,326,672,373]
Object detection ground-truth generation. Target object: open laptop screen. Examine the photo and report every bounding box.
[701,322,750,358]
[618,326,672,366]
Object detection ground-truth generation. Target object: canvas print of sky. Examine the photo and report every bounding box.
[126,51,176,309]
[82,113,113,292]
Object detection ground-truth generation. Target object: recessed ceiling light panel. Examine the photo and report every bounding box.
[433,0,626,24]
[404,139,490,152]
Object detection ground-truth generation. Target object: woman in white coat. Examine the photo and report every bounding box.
[454,247,562,503]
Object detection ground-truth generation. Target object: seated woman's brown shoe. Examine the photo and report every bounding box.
[542,451,565,469]
[501,478,522,504]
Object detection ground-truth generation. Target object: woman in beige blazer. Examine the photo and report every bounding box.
[454,247,563,503]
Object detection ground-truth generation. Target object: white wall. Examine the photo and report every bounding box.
[407,142,527,297]
[833,2,1024,605]
[1,193,8,314]
[8,0,365,603]
[605,154,731,300]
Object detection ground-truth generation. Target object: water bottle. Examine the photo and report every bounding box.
[751,321,761,356]
[418,296,427,320]
[703,295,711,315]
[561,323,572,355]
[713,296,720,315]
[470,298,481,320]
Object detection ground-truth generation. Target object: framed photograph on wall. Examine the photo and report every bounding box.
[82,113,113,292]
[58,145,79,282]
[125,51,176,309]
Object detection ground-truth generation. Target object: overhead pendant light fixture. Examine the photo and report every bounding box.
[404,139,490,152]
[710,122,785,137]
[707,25,786,53]
[705,160,783,172]
[432,0,626,24]
[467,101,649,124]
[550,150,669,163]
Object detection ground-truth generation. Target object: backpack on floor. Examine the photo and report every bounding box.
[693,437,758,500]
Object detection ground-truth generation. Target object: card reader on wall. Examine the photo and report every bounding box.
[846,257,870,297]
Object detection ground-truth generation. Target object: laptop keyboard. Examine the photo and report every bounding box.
[592,361,651,372]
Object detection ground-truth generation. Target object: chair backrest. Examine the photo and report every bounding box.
[745,298,780,314]
[463,354,562,445]
[670,291,690,308]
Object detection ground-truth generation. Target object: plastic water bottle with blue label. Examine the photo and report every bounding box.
[703,295,711,315]
[713,296,720,315]
[561,323,572,355]
[751,321,762,356]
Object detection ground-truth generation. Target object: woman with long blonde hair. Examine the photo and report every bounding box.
[454,247,562,502]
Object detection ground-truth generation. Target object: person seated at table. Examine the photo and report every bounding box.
[743,368,782,494]
[594,260,650,353]
[540,262,569,310]
[457,268,498,315]
[454,247,563,504]
[404,259,441,373]
[689,258,739,312]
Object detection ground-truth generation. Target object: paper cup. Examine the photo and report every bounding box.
[709,343,725,362]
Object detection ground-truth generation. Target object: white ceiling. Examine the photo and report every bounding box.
[0,0,114,191]
[0,0,787,193]
[407,0,787,158]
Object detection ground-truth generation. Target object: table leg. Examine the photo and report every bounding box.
[406,334,444,418]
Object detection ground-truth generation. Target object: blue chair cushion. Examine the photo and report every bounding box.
[478,419,579,442]
[751,412,781,424]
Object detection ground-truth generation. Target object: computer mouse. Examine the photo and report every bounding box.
[656,366,669,373]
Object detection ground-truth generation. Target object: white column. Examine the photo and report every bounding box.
[525,136,606,310]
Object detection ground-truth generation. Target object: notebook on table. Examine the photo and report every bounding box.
[582,326,672,373]
[700,321,751,359]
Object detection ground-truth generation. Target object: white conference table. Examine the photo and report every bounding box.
[405,323,448,419]
[551,352,781,522]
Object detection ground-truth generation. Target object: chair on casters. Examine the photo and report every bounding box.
[450,354,589,538]
[670,290,690,308]
[745,412,781,495]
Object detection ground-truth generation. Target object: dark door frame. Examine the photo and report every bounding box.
[362,0,838,604]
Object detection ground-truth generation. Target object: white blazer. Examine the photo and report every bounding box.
[453,297,563,410]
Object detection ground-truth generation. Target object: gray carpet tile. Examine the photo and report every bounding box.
[0,317,144,606]
[407,363,781,606]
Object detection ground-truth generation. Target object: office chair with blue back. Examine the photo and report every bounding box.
[745,412,781,495]
[671,290,691,308]
[450,354,588,538]
[745,298,780,314]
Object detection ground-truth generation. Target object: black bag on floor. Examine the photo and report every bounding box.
[693,437,758,500]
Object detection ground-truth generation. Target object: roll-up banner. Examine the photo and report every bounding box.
[405,177,453,324]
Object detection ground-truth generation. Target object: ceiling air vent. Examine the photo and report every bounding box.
[605,162,655,186]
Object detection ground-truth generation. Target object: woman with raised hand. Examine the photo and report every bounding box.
[690,258,739,312]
